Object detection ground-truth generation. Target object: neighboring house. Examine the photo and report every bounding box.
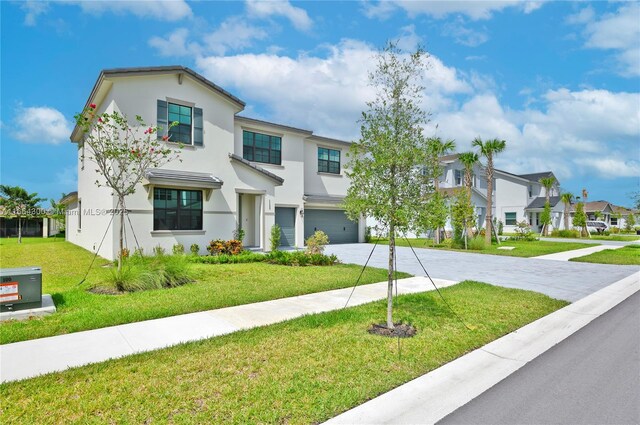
[610,204,637,229]
[570,201,614,225]
[0,207,62,238]
[62,66,364,260]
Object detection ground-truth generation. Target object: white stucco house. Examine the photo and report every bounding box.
[62,66,365,260]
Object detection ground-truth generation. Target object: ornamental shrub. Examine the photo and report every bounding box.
[190,243,200,255]
[270,224,281,252]
[207,239,244,255]
[172,243,185,255]
[306,230,329,254]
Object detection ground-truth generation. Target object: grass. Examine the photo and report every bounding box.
[0,281,567,424]
[570,245,640,265]
[372,237,597,258]
[0,238,405,344]
[587,234,640,242]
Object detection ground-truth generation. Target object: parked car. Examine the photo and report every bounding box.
[586,220,609,234]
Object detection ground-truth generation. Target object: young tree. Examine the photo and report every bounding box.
[560,192,574,230]
[539,176,556,236]
[345,43,431,329]
[450,189,476,249]
[50,193,68,232]
[424,137,455,243]
[416,191,448,246]
[540,201,551,235]
[74,104,182,272]
[625,212,636,232]
[0,185,44,243]
[472,137,507,245]
[573,202,588,237]
[458,151,479,237]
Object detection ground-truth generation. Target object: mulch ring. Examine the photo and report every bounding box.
[368,322,417,338]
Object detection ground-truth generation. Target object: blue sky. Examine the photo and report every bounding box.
[1,0,639,207]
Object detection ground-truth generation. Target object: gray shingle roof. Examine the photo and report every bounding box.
[518,171,555,182]
[526,196,562,209]
[229,154,284,185]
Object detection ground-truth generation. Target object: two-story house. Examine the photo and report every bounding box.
[62,66,364,260]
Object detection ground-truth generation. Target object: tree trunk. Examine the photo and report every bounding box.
[465,170,474,238]
[118,198,124,273]
[564,205,569,230]
[485,157,493,246]
[433,178,440,245]
[18,218,22,244]
[387,223,395,329]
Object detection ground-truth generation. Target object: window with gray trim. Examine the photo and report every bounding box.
[153,188,202,231]
[168,103,192,144]
[318,147,340,174]
[454,169,462,186]
[505,212,517,226]
[243,130,281,165]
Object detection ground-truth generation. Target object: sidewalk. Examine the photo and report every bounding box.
[325,271,640,424]
[534,244,624,261]
[0,276,457,383]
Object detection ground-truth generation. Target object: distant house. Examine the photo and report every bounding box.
[0,206,62,238]
[610,204,637,228]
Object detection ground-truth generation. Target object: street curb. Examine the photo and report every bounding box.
[325,271,640,424]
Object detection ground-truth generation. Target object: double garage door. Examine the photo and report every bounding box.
[304,209,358,245]
[274,208,359,246]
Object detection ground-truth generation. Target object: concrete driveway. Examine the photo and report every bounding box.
[325,243,639,302]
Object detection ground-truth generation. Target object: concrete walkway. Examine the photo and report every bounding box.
[325,271,640,425]
[540,236,639,246]
[533,244,625,261]
[0,276,457,384]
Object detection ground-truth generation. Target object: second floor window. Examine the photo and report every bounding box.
[318,147,340,174]
[454,169,462,186]
[168,103,192,144]
[243,130,281,165]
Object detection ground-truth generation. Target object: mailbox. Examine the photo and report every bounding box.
[0,267,42,312]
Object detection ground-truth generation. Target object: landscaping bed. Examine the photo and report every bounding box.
[570,245,640,265]
[0,281,567,424]
[371,237,597,257]
[0,238,402,344]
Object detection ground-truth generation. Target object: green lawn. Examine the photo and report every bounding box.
[372,237,597,258]
[0,238,404,344]
[570,245,640,265]
[0,281,567,424]
[587,234,640,242]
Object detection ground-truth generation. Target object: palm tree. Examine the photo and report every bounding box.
[472,137,507,245]
[427,137,455,191]
[560,192,574,230]
[539,176,556,235]
[458,151,478,237]
[0,185,44,243]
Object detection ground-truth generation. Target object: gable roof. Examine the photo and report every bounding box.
[440,153,460,162]
[236,116,312,136]
[570,201,612,213]
[71,66,246,142]
[526,196,562,209]
[518,171,557,183]
[229,154,284,186]
[494,168,531,183]
[611,204,636,215]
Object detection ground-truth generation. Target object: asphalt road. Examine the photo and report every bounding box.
[325,243,638,301]
[438,291,640,425]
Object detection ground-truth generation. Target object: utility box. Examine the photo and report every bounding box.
[0,267,42,312]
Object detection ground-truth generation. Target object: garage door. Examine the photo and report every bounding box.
[275,207,296,247]
[304,209,358,244]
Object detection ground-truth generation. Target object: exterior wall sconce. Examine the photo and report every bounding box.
[299,209,304,218]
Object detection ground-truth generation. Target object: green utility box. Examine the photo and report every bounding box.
[0,267,42,312]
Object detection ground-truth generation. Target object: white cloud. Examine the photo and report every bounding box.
[568,3,640,77]
[13,106,72,145]
[442,17,489,46]
[148,28,201,57]
[21,0,49,26]
[363,0,544,21]
[395,24,422,51]
[196,39,471,139]
[246,0,312,31]
[73,0,192,21]
[204,16,268,55]
[21,0,192,25]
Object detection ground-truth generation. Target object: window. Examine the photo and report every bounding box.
[611,217,618,226]
[454,169,462,186]
[168,103,192,144]
[318,147,340,174]
[528,185,532,197]
[153,188,202,231]
[243,130,281,165]
[78,199,82,230]
[505,212,517,226]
